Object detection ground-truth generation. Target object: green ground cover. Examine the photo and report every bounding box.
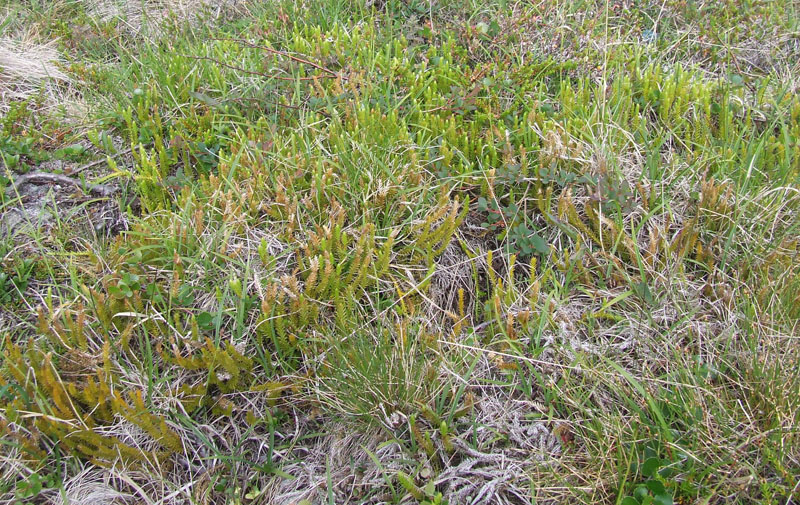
[0,0,798,503]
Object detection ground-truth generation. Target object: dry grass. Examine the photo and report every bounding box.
[0,38,69,114]
[83,0,249,37]
[1,0,799,503]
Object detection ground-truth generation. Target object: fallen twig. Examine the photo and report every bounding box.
[212,37,343,79]
[5,172,117,198]
[227,95,331,118]
[67,146,137,176]
[184,55,333,81]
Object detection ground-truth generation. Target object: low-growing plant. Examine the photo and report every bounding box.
[619,454,679,505]
[0,258,34,305]
[1,0,799,503]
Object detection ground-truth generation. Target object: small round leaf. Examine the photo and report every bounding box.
[653,494,673,505]
[645,479,666,495]
[642,457,661,477]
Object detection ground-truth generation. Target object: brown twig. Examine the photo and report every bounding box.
[6,172,117,198]
[212,37,343,79]
[67,145,139,176]
[227,96,331,118]
[184,55,335,82]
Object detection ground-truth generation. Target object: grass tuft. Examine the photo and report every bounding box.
[0,0,798,503]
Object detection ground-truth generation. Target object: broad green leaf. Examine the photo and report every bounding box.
[530,234,550,255]
[645,479,666,495]
[653,494,673,505]
[634,485,650,501]
[642,457,661,477]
